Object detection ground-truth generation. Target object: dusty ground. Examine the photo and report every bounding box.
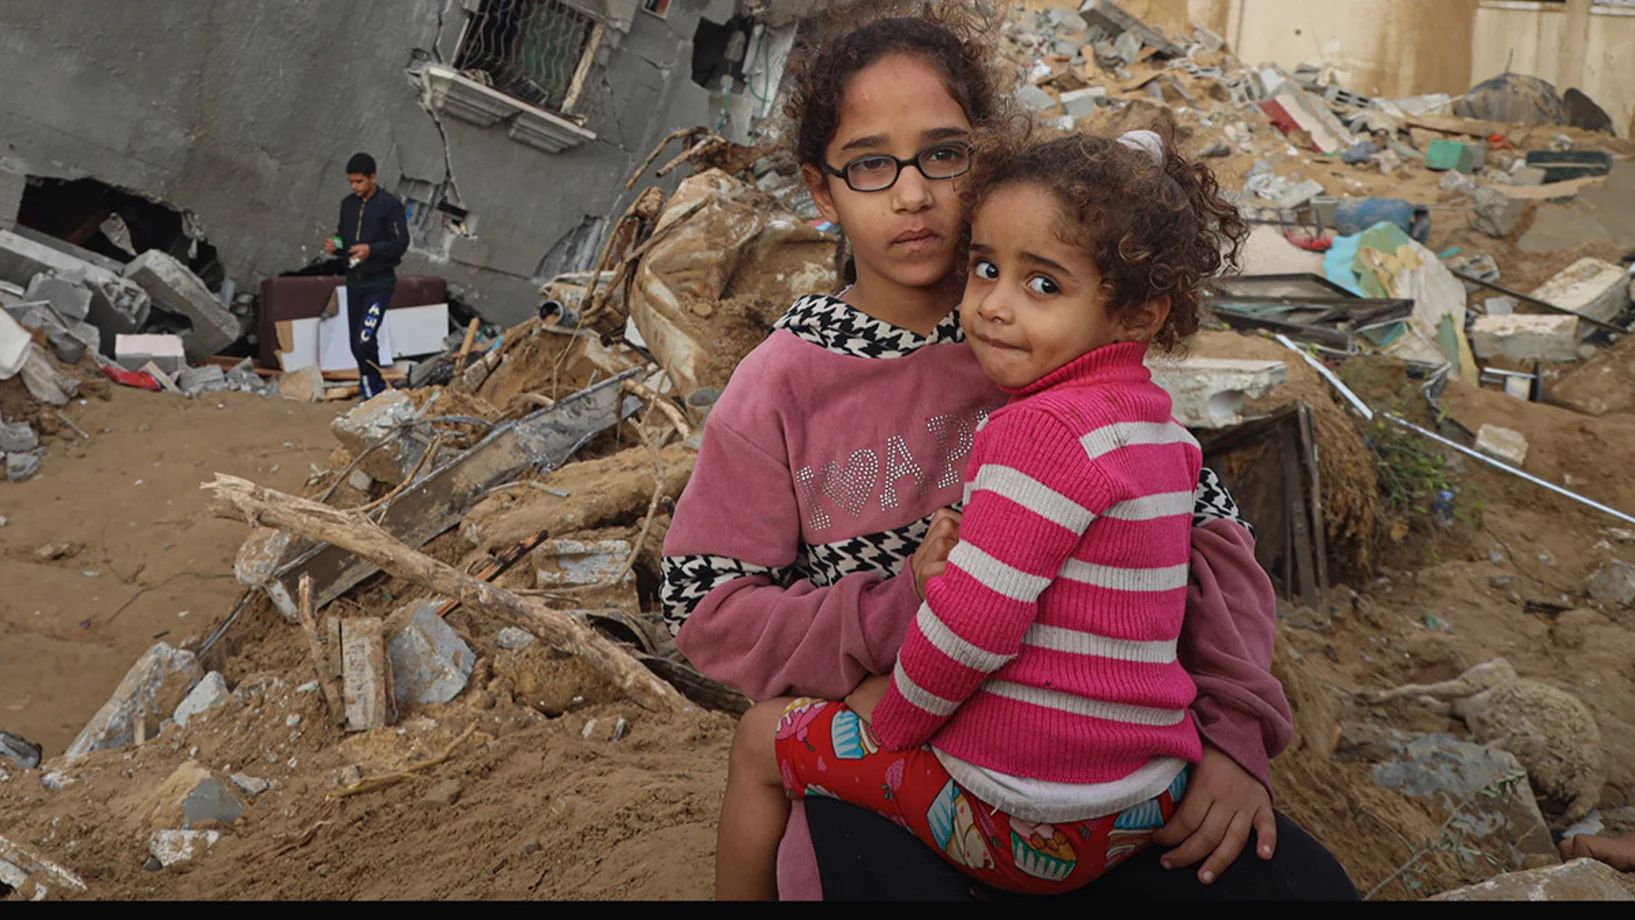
[0,383,342,756]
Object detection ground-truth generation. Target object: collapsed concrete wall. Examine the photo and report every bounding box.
[0,0,729,326]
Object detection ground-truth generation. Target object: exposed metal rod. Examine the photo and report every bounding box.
[1451,269,1627,335]
[1382,413,1635,528]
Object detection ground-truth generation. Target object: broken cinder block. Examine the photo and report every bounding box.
[64,642,203,761]
[1529,257,1631,333]
[388,601,475,705]
[1148,357,1286,429]
[329,389,430,486]
[123,250,240,361]
[115,334,186,375]
[1470,314,1580,362]
[340,617,389,732]
[1474,424,1528,467]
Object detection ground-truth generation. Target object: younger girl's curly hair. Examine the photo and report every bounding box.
[964,121,1247,351]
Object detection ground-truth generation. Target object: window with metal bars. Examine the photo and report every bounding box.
[453,0,599,114]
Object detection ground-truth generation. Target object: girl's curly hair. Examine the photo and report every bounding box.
[964,120,1248,351]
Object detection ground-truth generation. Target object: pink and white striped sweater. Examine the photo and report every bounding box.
[872,341,1205,784]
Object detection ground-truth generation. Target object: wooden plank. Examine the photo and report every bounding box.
[1281,422,1319,608]
[456,317,480,371]
[340,617,388,732]
[327,615,344,680]
[1297,403,1330,602]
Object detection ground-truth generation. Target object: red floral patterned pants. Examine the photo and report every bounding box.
[774,697,1188,895]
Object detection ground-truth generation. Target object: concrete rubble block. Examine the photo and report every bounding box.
[0,231,149,340]
[223,358,265,394]
[64,642,203,761]
[115,333,186,375]
[1147,357,1286,429]
[4,449,44,482]
[1529,258,1631,329]
[1484,295,1517,316]
[329,389,425,486]
[1059,87,1106,120]
[1,730,41,772]
[17,343,78,406]
[341,617,389,732]
[176,364,228,397]
[147,829,221,869]
[277,363,322,402]
[171,671,229,727]
[1470,314,1580,362]
[1586,559,1635,608]
[1431,859,1633,901]
[1015,83,1057,112]
[1470,187,1529,239]
[1372,732,1560,869]
[123,250,239,361]
[0,420,37,454]
[496,626,537,650]
[1274,178,1327,211]
[1475,424,1529,467]
[388,600,475,705]
[228,773,270,798]
[183,777,244,827]
[536,539,634,587]
[23,274,92,323]
[47,321,98,366]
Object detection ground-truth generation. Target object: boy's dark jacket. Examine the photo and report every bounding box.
[336,188,409,285]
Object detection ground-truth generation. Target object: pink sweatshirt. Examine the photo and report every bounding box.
[872,341,1203,782]
[660,294,1292,899]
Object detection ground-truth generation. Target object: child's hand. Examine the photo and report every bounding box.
[844,675,891,724]
[912,508,962,599]
[1151,743,1277,884]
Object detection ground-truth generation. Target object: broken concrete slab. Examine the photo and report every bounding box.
[0,420,37,454]
[1059,87,1105,120]
[1274,178,1326,211]
[23,274,91,323]
[182,777,243,827]
[1148,357,1287,429]
[64,642,203,761]
[1470,187,1528,238]
[1371,732,1558,869]
[171,671,228,728]
[176,364,228,398]
[0,729,41,771]
[388,601,475,705]
[1015,83,1057,112]
[147,829,220,869]
[329,389,424,486]
[0,231,150,341]
[1586,559,1635,608]
[1431,859,1633,901]
[123,250,239,360]
[536,539,635,587]
[4,449,43,482]
[46,321,98,366]
[1470,314,1580,362]
[115,334,186,375]
[341,617,389,732]
[228,773,269,798]
[1475,424,1529,467]
[1530,258,1631,330]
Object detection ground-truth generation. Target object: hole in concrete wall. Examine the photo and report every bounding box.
[691,16,752,89]
[16,177,224,289]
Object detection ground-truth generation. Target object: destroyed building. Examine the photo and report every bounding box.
[0,0,796,328]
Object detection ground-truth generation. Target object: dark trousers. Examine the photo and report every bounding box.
[346,283,391,399]
[803,796,1361,901]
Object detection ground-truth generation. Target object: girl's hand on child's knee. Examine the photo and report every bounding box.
[1151,744,1277,885]
[844,675,892,724]
[911,509,962,599]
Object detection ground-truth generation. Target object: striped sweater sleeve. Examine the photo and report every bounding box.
[871,409,1114,750]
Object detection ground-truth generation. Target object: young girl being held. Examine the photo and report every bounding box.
[714,125,1247,898]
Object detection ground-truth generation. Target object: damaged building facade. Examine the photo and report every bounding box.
[0,0,792,329]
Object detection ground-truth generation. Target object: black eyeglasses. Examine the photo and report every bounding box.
[822,141,973,193]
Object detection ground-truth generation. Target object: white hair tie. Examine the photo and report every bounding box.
[1117,129,1165,168]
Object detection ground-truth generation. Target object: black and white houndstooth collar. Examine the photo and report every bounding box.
[773,293,964,359]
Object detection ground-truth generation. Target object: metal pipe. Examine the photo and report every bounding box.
[1382,413,1635,527]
